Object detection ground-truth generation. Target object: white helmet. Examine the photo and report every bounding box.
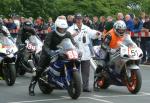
[55,18,68,36]
[113,20,127,37]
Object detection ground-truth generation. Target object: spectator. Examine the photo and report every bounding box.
[125,14,134,31]
[143,15,150,31]
[91,16,100,46]
[12,15,20,29]
[34,17,51,41]
[140,12,146,23]
[103,16,114,35]
[47,17,55,31]
[132,17,143,33]
[117,12,124,20]
[98,16,106,32]
[91,16,99,30]
[29,17,34,23]
[20,16,25,28]
[7,18,17,38]
[83,15,92,27]
[67,15,74,27]
[131,17,143,62]
[3,18,9,27]
[141,15,150,64]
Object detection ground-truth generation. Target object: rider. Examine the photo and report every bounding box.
[16,20,37,74]
[29,17,77,96]
[16,20,36,45]
[100,20,136,66]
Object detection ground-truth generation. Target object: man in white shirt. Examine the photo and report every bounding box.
[67,13,101,92]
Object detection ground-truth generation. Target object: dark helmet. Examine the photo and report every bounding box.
[23,21,33,31]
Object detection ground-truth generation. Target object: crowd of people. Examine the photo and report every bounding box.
[1,12,150,63]
[0,12,150,95]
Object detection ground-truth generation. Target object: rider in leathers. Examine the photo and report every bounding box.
[95,20,136,74]
[16,20,38,73]
[29,18,77,96]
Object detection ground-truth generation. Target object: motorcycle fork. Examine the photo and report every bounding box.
[64,64,70,86]
[123,61,134,82]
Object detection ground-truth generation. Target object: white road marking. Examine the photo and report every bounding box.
[141,92,150,95]
[8,98,66,103]
[61,96,113,103]
[93,92,150,98]
[8,92,150,103]
[87,97,114,103]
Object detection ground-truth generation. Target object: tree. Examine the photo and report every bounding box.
[0,0,149,19]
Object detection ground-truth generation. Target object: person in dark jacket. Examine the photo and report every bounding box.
[16,20,37,75]
[29,17,76,96]
[125,14,134,31]
[16,20,36,45]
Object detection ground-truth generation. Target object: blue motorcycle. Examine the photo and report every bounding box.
[38,38,82,99]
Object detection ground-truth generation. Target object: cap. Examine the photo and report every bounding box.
[75,13,83,19]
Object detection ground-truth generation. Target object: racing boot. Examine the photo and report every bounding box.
[29,75,38,96]
[29,67,43,96]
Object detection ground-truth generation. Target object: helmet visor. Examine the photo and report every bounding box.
[116,29,125,35]
[57,27,67,34]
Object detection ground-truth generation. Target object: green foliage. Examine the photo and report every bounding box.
[0,0,149,19]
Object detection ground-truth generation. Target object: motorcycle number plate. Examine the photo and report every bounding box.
[128,48,139,57]
[66,50,78,60]
[26,43,36,51]
[6,48,13,55]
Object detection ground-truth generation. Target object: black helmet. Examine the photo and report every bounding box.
[23,21,33,30]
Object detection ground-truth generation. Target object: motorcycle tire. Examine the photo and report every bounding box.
[96,71,110,89]
[67,71,81,99]
[38,78,53,94]
[3,63,16,86]
[125,69,142,94]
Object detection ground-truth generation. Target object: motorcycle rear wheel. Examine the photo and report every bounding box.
[96,71,110,89]
[67,71,81,99]
[38,77,54,94]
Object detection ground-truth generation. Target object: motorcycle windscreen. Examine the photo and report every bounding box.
[28,35,43,47]
[0,33,15,47]
[57,38,76,52]
[120,34,137,47]
[28,35,43,53]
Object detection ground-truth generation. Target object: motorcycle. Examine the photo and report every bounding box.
[38,38,82,99]
[0,33,18,86]
[16,35,43,75]
[93,35,143,94]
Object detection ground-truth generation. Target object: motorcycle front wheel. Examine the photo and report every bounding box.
[67,71,81,99]
[3,63,16,86]
[124,69,142,94]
